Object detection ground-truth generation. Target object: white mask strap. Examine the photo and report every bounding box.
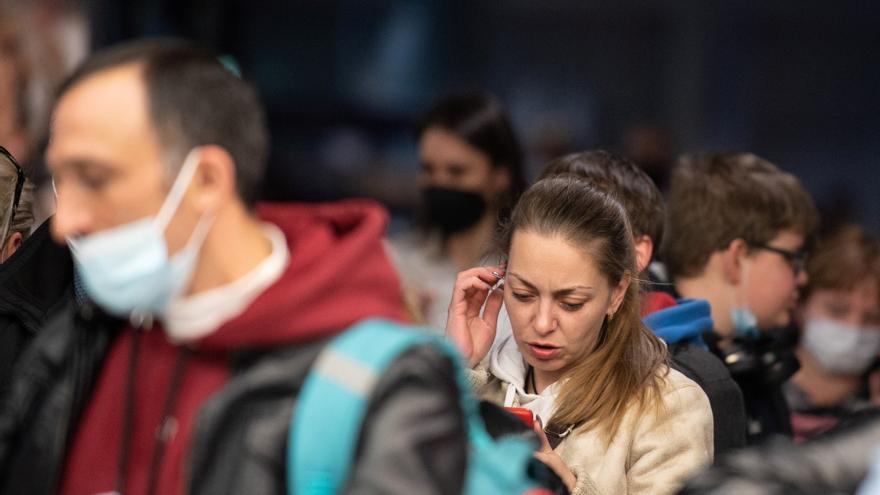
[155,148,203,232]
[182,211,215,255]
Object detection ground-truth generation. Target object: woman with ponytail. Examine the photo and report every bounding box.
[447,176,713,495]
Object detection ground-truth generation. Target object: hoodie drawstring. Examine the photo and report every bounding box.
[504,382,517,407]
[115,327,191,495]
[115,328,141,493]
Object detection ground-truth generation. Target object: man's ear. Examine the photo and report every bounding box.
[1,231,23,263]
[189,145,238,213]
[721,238,749,285]
[633,234,654,273]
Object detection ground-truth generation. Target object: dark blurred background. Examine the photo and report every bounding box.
[4,0,880,233]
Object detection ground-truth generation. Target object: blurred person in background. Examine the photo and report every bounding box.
[0,146,72,400]
[389,91,527,330]
[661,152,819,443]
[0,3,89,225]
[0,6,85,401]
[0,146,32,261]
[0,15,33,164]
[785,224,880,441]
[0,39,471,495]
[448,176,713,495]
[622,123,675,195]
[678,409,880,495]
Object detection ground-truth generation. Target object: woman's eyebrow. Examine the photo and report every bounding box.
[509,272,594,296]
[552,286,594,297]
[508,273,537,291]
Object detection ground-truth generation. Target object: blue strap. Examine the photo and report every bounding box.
[288,319,489,495]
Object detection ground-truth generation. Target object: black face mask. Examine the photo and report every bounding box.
[420,186,488,236]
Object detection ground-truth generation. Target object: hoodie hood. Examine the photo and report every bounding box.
[197,200,408,350]
[488,333,561,423]
[642,298,713,347]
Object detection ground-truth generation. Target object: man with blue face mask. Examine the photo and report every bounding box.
[661,152,819,443]
[0,40,469,495]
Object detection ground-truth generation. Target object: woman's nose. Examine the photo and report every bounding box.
[534,301,557,336]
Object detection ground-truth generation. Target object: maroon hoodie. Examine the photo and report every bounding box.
[59,200,408,495]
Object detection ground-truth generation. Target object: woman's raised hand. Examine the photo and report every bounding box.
[445,266,505,368]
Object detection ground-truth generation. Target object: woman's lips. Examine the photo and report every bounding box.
[527,342,561,359]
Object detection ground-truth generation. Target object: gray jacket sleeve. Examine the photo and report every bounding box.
[187,341,468,495]
[342,345,468,495]
[679,412,880,494]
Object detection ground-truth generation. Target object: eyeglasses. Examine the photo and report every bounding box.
[752,243,808,275]
[0,146,25,230]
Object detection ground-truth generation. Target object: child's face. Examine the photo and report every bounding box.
[802,279,880,330]
[742,230,808,329]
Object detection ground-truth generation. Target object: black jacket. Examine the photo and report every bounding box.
[0,301,468,494]
[641,293,749,456]
[705,332,799,443]
[668,342,748,456]
[0,221,73,400]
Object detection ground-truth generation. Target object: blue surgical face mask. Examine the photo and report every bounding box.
[803,318,880,375]
[730,260,761,340]
[67,149,213,319]
[730,306,761,340]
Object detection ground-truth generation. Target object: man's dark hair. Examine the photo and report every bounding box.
[57,38,268,207]
[539,150,665,249]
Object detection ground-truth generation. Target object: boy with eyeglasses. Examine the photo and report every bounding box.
[660,151,818,442]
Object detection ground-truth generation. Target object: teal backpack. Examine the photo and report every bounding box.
[287,318,553,494]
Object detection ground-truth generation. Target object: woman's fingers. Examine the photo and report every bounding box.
[454,269,499,300]
[482,285,504,330]
[446,266,506,367]
[532,415,552,452]
[459,277,489,316]
[456,266,505,287]
[454,267,504,316]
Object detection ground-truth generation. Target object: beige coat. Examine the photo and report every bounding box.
[470,367,713,495]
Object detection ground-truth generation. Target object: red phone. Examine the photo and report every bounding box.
[504,407,536,428]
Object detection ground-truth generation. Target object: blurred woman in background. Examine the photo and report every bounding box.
[785,224,880,441]
[390,91,526,330]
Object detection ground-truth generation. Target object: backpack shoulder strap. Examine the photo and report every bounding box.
[288,318,446,495]
[288,318,549,495]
